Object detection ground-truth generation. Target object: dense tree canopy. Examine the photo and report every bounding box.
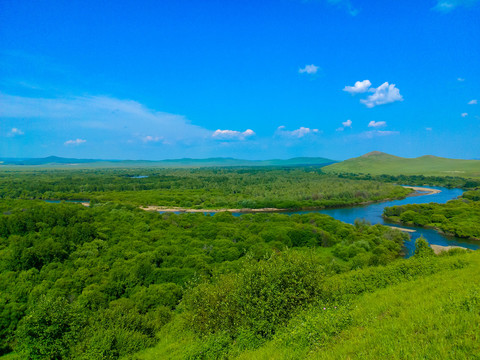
[0,198,408,358]
[383,190,480,240]
[0,168,411,209]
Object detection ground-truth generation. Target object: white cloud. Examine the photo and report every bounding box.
[426,127,433,131]
[368,120,387,128]
[7,127,24,137]
[359,130,399,139]
[276,126,320,138]
[360,82,403,108]
[468,99,477,105]
[457,77,465,82]
[0,93,211,144]
[64,138,86,146]
[299,64,319,75]
[343,80,371,94]
[461,113,468,117]
[212,129,255,140]
[433,0,479,12]
[337,119,352,131]
[141,135,162,143]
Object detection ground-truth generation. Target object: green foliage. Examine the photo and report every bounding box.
[0,198,409,358]
[136,251,477,360]
[414,237,435,258]
[16,295,85,359]
[0,168,411,210]
[183,251,326,337]
[0,167,475,359]
[384,195,480,240]
[75,298,159,359]
[463,190,480,201]
[182,250,466,342]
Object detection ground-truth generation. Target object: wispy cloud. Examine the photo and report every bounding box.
[426,127,433,131]
[433,0,479,12]
[7,127,24,137]
[276,126,321,138]
[457,77,465,82]
[468,99,477,105]
[327,0,359,16]
[141,135,162,143]
[359,130,399,139]
[343,80,371,94]
[336,119,352,131]
[299,64,320,75]
[368,120,386,128]
[360,82,403,108]
[0,93,211,144]
[461,112,468,117]
[64,138,86,146]
[212,129,255,140]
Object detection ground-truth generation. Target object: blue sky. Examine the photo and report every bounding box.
[1,0,479,160]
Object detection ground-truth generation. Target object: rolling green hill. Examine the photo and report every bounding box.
[323,151,480,178]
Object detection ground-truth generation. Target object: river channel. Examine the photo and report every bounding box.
[47,186,480,257]
[281,186,480,257]
[164,186,479,258]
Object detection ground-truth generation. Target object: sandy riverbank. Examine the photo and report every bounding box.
[141,206,283,213]
[386,226,416,233]
[403,186,442,196]
[430,244,470,255]
[141,186,437,214]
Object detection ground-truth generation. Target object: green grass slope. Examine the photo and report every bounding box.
[133,251,480,360]
[323,151,480,178]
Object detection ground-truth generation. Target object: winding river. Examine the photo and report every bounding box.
[163,186,479,258]
[46,186,480,258]
[280,186,480,257]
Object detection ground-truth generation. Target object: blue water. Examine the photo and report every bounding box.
[309,187,479,257]
[130,175,149,178]
[160,186,480,257]
[45,200,89,204]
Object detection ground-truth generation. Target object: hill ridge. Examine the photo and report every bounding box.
[0,156,336,168]
[323,152,480,177]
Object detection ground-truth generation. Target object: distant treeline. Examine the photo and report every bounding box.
[337,173,480,189]
[0,168,412,209]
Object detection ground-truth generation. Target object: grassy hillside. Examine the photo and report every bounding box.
[134,250,480,360]
[323,151,480,178]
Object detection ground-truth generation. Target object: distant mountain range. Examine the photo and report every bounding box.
[0,156,336,168]
[2,152,479,176]
[323,151,480,178]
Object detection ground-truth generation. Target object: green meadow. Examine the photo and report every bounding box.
[323,151,480,178]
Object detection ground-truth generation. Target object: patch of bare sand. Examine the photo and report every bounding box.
[141,206,282,213]
[430,244,470,255]
[403,186,441,196]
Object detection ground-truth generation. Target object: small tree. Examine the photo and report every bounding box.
[414,237,435,258]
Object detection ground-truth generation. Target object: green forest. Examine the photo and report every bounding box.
[0,168,412,209]
[0,168,479,359]
[383,190,480,240]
